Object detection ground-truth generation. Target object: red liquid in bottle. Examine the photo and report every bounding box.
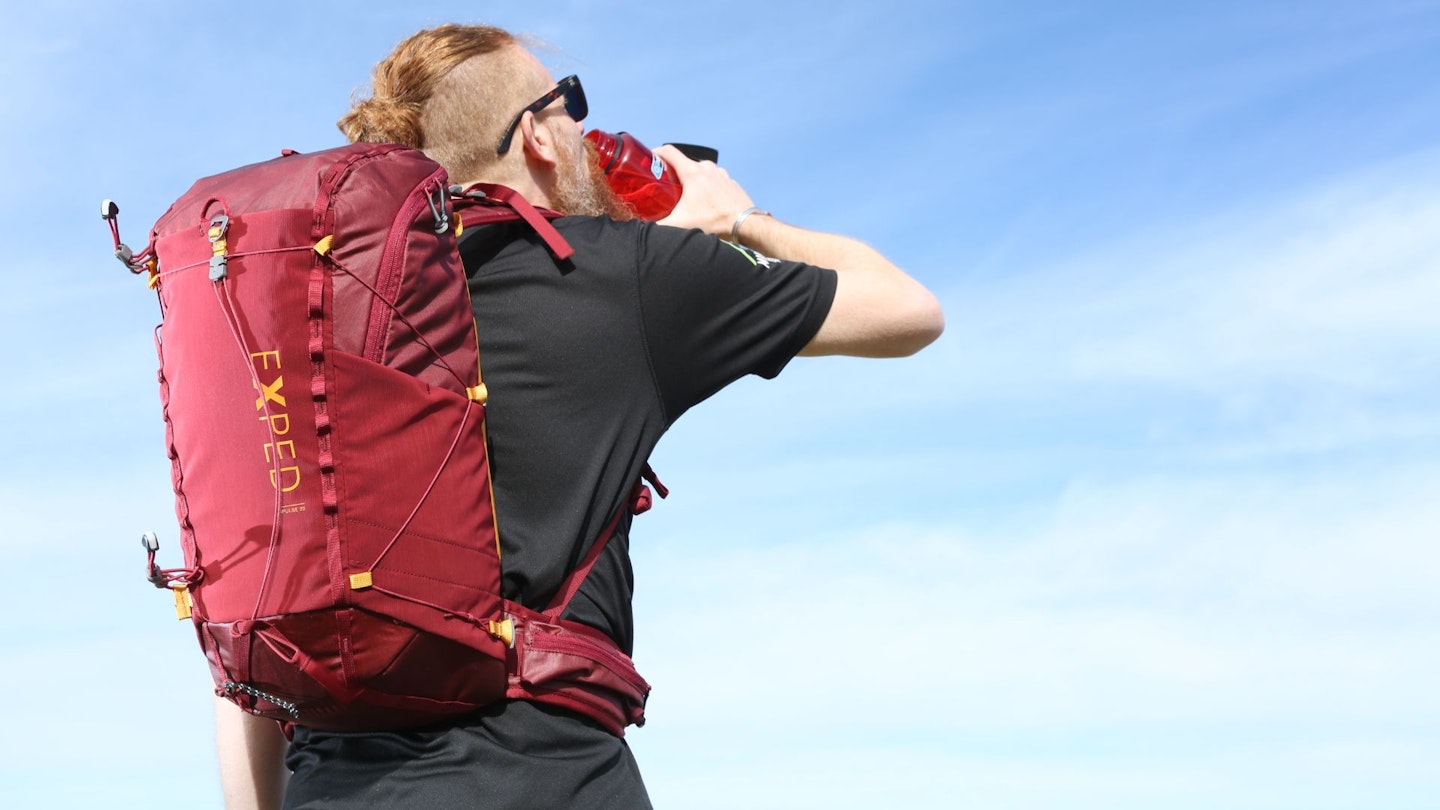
[585,130,683,220]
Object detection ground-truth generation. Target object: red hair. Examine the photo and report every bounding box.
[339,24,543,181]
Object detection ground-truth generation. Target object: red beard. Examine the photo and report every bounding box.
[552,137,636,221]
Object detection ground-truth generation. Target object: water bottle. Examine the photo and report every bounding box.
[584,130,717,221]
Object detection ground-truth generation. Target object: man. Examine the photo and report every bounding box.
[216,23,943,809]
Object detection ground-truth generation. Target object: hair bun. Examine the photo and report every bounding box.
[339,95,423,147]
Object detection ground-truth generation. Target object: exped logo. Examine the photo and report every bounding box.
[251,350,301,495]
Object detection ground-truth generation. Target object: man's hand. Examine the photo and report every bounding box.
[654,145,756,237]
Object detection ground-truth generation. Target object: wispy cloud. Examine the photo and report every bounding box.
[934,149,1440,398]
[630,462,1440,807]
[625,144,1440,807]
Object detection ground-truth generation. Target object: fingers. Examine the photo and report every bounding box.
[654,145,755,235]
[653,144,688,162]
[654,144,702,172]
[655,144,722,188]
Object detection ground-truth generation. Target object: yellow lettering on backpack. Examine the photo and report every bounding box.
[270,466,302,493]
[254,376,287,410]
[251,350,303,498]
[263,440,297,464]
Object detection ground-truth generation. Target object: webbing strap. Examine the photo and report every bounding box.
[541,504,626,619]
[541,465,665,618]
[461,183,575,262]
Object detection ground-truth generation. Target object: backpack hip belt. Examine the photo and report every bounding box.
[501,470,666,735]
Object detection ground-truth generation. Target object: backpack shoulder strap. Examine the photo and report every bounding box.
[455,183,574,262]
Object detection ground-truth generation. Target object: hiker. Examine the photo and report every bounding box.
[216,22,943,809]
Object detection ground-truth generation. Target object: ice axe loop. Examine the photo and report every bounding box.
[101,199,159,286]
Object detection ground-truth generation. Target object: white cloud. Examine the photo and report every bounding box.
[0,634,219,805]
[641,746,1205,810]
[640,463,1440,719]
[628,461,1440,806]
[940,151,1440,399]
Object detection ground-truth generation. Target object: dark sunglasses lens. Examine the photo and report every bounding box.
[564,80,588,122]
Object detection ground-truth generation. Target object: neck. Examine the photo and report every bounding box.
[454,160,557,210]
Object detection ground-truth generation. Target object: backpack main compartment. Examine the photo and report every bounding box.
[145,143,509,730]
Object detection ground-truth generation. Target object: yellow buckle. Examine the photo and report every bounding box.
[488,618,514,647]
[171,584,193,620]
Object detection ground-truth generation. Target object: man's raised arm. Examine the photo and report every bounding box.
[656,145,944,358]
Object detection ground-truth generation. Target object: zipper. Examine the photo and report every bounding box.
[525,631,650,693]
[222,680,301,719]
[362,168,448,364]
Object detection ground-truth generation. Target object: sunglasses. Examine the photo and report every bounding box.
[496,74,589,155]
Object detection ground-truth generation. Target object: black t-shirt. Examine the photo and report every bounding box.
[462,215,835,653]
[284,216,835,809]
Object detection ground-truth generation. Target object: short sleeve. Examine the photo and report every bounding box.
[634,223,837,423]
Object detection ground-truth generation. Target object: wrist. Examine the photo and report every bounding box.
[728,206,771,244]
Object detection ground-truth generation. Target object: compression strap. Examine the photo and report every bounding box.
[541,465,666,618]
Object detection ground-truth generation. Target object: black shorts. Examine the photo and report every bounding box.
[283,700,652,809]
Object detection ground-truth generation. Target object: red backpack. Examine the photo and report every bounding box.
[105,142,656,735]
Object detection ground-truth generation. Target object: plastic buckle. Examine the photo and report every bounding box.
[206,214,230,242]
[207,214,230,281]
[489,617,516,648]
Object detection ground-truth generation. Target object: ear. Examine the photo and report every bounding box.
[519,111,561,170]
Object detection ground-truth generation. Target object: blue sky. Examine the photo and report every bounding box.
[2,1,1439,807]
